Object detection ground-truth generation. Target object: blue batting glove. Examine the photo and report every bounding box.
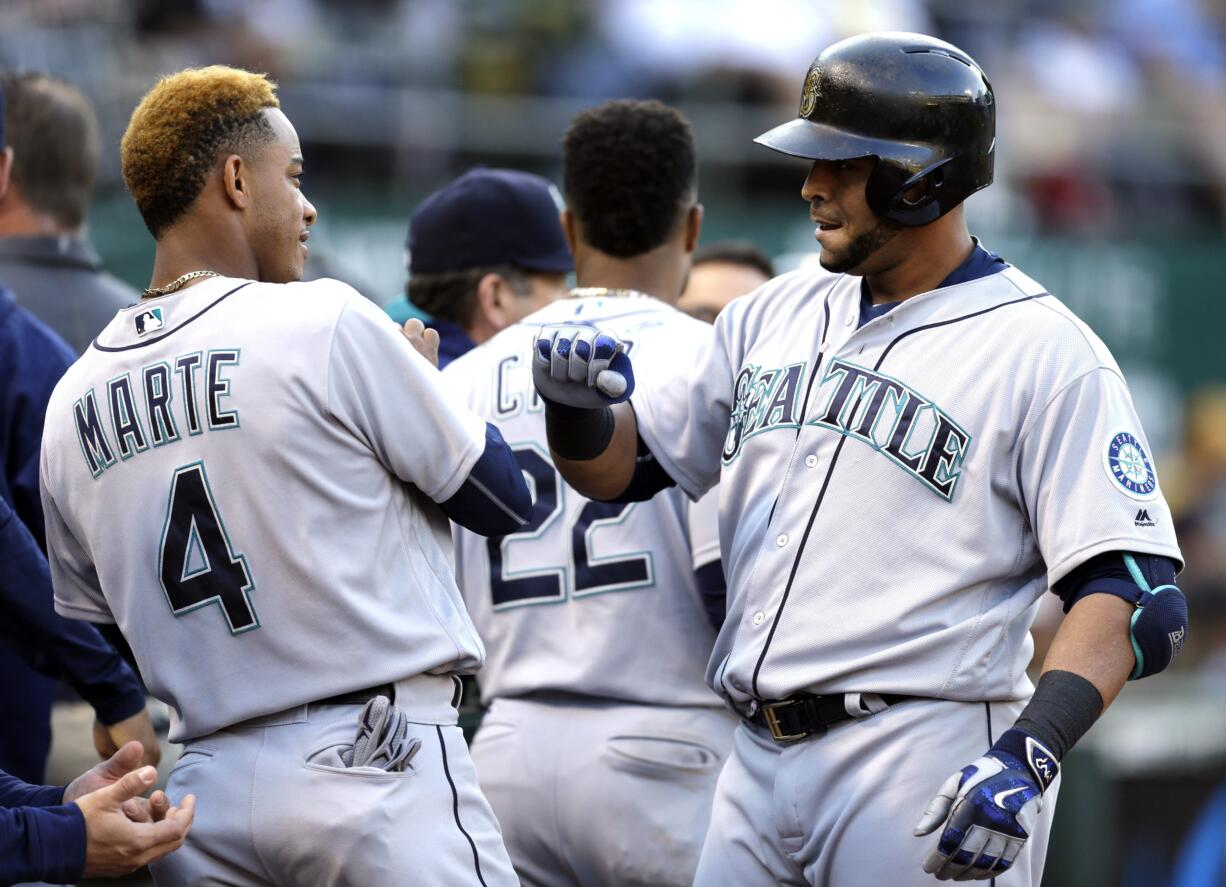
[913,729,1059,881]
[532,324,635,409]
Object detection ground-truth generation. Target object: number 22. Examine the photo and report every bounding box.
[487,445,652,608]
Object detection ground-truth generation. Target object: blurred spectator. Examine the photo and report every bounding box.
[677,240,775,323]
[0,70,138,354]
[400,167,571,367]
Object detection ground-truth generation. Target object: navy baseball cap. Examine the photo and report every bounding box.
[408,167,573,275]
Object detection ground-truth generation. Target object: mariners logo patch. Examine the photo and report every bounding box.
[1105,432,1157,500]
[799,68,820,118]
[135,306,165,336]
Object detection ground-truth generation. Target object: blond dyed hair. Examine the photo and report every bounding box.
[121,65,279,237]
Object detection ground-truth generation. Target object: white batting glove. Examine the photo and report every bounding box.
[913,730,1058,881]
[532,324,635,409]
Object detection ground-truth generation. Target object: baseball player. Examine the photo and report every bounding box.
[445,99,737,887]
[39,66,530,885]
[532,33,1187,886]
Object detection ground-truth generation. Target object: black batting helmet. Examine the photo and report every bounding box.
[755,32,995,227]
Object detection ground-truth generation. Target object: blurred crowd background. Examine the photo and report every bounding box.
[2,1,1225,885]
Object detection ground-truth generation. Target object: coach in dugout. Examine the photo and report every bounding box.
[403,167,571,367]
[0,82,160,786]
[0,71,139,354]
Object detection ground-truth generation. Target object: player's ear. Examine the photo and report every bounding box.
[472,272,506,338]
[684,204,704,255]
[221,154,249,210]
[0,147,13,201]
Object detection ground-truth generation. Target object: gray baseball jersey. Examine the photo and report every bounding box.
[631,263,1183,710]
[41,276,490,741]
[444,294,724,707]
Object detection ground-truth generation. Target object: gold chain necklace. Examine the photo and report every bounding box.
[142,270,221,300]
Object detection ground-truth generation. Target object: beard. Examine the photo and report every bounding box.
[818,217,901,275]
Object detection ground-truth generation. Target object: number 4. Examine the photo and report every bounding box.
[158,462,259,633]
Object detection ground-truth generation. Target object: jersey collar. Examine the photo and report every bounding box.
[857,237,1010,329]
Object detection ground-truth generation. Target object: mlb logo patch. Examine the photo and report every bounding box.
[135,306,165,336]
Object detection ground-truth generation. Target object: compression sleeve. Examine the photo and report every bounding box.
[441,423,532,536]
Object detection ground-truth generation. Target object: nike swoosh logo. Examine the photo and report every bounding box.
[993,786,1027,807]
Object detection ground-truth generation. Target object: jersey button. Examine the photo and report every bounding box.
[752,611,766,626]
[776,533,788,547]
[805,454,817,468]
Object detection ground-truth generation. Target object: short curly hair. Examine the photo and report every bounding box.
[121,66,279,238]
[562,99,696,258]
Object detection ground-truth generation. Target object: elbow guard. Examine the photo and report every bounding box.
[1122,554,1187,680]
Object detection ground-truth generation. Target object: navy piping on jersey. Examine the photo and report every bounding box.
[436,725,489,887]
[91,282,253,352]
[985,701,995,887]
[748,291,1049,699]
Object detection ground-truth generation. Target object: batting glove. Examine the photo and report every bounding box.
[532,324,635,409]
[913,729,1058,881]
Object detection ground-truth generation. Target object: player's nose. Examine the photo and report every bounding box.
[801,160,835,202]
[302,195,318,227]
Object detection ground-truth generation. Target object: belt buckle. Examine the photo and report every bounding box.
[762,699,809,743]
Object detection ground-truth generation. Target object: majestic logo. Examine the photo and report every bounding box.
[1134,509,1156,528]
[799,68,820,118]
[1106,432,1157,500]
[722,359,972,502]
[135,306,165,336]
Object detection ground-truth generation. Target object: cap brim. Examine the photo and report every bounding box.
[514,246,574,275]
[754,118,938,171]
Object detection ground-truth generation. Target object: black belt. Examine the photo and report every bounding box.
[317,683,397,708]
[748,692,917,743]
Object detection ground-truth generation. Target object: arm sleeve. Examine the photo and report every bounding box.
[2,312,75,552]
[0,771,66,809]
[0,802,87,885]
[687,488,725,631]
[1015,367,1183,586]
[439,422,532,536]
[630,317,737,501]
[0,497,144,724]
[326,296,488,503]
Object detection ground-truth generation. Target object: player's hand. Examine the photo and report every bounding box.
[402,318,440,368]
[75,763,196,877]
[913,729,1058,880]
[94,709,161,768]
[65,740,173,824]
[532,324,635,409]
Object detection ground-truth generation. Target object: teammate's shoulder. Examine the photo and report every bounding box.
[717,264,843,332]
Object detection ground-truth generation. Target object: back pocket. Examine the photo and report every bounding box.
[605,734,722,778]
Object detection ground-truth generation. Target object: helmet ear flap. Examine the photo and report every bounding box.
[869,158,953,227]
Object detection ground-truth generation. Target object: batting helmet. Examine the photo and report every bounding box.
[755,32,995,227]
